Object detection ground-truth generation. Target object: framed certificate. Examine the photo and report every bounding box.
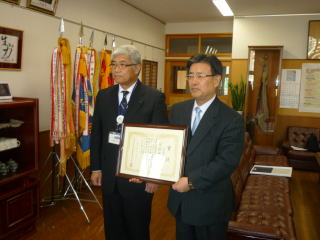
[116,123,188,184]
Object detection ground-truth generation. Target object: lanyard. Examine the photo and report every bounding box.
[115,82,138,132]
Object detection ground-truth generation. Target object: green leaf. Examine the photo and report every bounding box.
[228,76,246,111]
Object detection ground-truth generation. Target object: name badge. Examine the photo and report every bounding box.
[108,131,121,145]
[116,115,124,125]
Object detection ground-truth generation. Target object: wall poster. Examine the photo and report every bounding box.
[280,69,301,108]
[299,63,320,113]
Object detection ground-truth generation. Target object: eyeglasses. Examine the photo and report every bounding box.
[186,73,215,81]
[109,63,137,70]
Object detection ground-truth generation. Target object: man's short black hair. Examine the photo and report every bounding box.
[186,54,223,76]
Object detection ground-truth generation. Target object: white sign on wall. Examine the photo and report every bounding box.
[299,63,320,113]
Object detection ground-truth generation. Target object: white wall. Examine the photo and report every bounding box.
[232,15,320,59]
[0,0,165,131]
[165,20,233,34]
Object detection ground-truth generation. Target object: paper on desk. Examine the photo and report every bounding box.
[290,145,308,151]
[250,165,292,177]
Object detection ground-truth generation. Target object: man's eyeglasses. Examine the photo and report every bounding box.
[109,63,137,70]
[186,73,215,81]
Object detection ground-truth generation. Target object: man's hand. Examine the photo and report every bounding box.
[91,171,102,186]
[129,177,143,183]
[172,177,190,193]
[145,182,159,193]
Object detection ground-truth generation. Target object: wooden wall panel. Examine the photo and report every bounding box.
[233,58,320,146]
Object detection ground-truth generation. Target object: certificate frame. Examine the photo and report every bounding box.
[116,123,188,184]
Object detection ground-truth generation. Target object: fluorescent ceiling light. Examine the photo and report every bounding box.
[212,0,234,16]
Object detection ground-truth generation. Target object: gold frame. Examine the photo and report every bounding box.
[307,20,320,59]
[26,0,59,15]
[116,123,188,184]
[0,26,23,70]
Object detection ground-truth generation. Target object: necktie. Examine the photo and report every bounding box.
[191,107,201,135]
[119,90,129,116]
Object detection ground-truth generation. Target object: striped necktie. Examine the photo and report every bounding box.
[119,90,129,116]
[191,107,201,135]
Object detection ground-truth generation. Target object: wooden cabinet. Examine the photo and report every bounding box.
[166,33,232,57]
[165,33,232,106]
[165,60,231,106]
[0,97,39,240]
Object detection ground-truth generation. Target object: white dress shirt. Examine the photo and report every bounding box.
[191,95,216,129]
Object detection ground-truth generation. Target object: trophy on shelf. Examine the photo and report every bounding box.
[0,159,18,176]
[7,159,18,173]
[0,162,9,176]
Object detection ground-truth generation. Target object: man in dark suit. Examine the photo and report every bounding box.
[168,54,244,240]
[90,45,168,240]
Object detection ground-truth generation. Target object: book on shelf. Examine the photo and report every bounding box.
[250,165,292,177]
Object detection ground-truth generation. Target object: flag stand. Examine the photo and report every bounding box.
[40,145,102,223]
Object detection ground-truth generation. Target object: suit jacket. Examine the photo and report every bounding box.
[90,81,168,195]
[168,97,244,226]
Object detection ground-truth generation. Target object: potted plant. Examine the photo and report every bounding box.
[229,77,246,114]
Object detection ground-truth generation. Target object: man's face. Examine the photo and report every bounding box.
[112,54,141,88]
[188,62,221,105]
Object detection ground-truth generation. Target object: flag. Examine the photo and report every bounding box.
[72,46,99,170]
[99,50,114,89]
[50,37,76,176]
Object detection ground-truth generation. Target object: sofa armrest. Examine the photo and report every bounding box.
[228,221,282,240]
[282,140,290,149]
[281,140,291,154]
[253,145,280,155]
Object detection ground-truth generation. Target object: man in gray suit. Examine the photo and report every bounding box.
[90,45,168,240]
[168,54,244,240]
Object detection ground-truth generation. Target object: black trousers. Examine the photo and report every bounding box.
[176,215,228,240]
[102,183,153,240]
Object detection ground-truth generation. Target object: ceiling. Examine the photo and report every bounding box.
[121,0,320,23]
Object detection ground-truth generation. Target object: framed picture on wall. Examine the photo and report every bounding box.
[307,20,320,59]
[0,26,23,70]
[2,0,20,4]
[26,0,59,15]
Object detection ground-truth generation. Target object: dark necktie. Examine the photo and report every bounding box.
[119,90,129,116]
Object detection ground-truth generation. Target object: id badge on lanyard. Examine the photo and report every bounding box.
[108,115,125,145]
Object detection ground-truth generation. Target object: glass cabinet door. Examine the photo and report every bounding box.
[166,34,232,57]
[217,62,231,96]
[245,46,283,145]
[166,35,199,57]
[201,35,232,56]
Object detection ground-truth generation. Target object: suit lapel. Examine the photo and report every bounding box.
[125,81,144,120]
[187,98,221,155]
[109,85,119,124]
[184,101,194,140]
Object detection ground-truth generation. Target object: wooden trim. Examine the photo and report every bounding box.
[248,45,283,50]
[200,33,232,38]
[166,33,232,37]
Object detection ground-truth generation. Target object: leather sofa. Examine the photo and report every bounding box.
[228,133,296,240]
[282,126,320,171]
